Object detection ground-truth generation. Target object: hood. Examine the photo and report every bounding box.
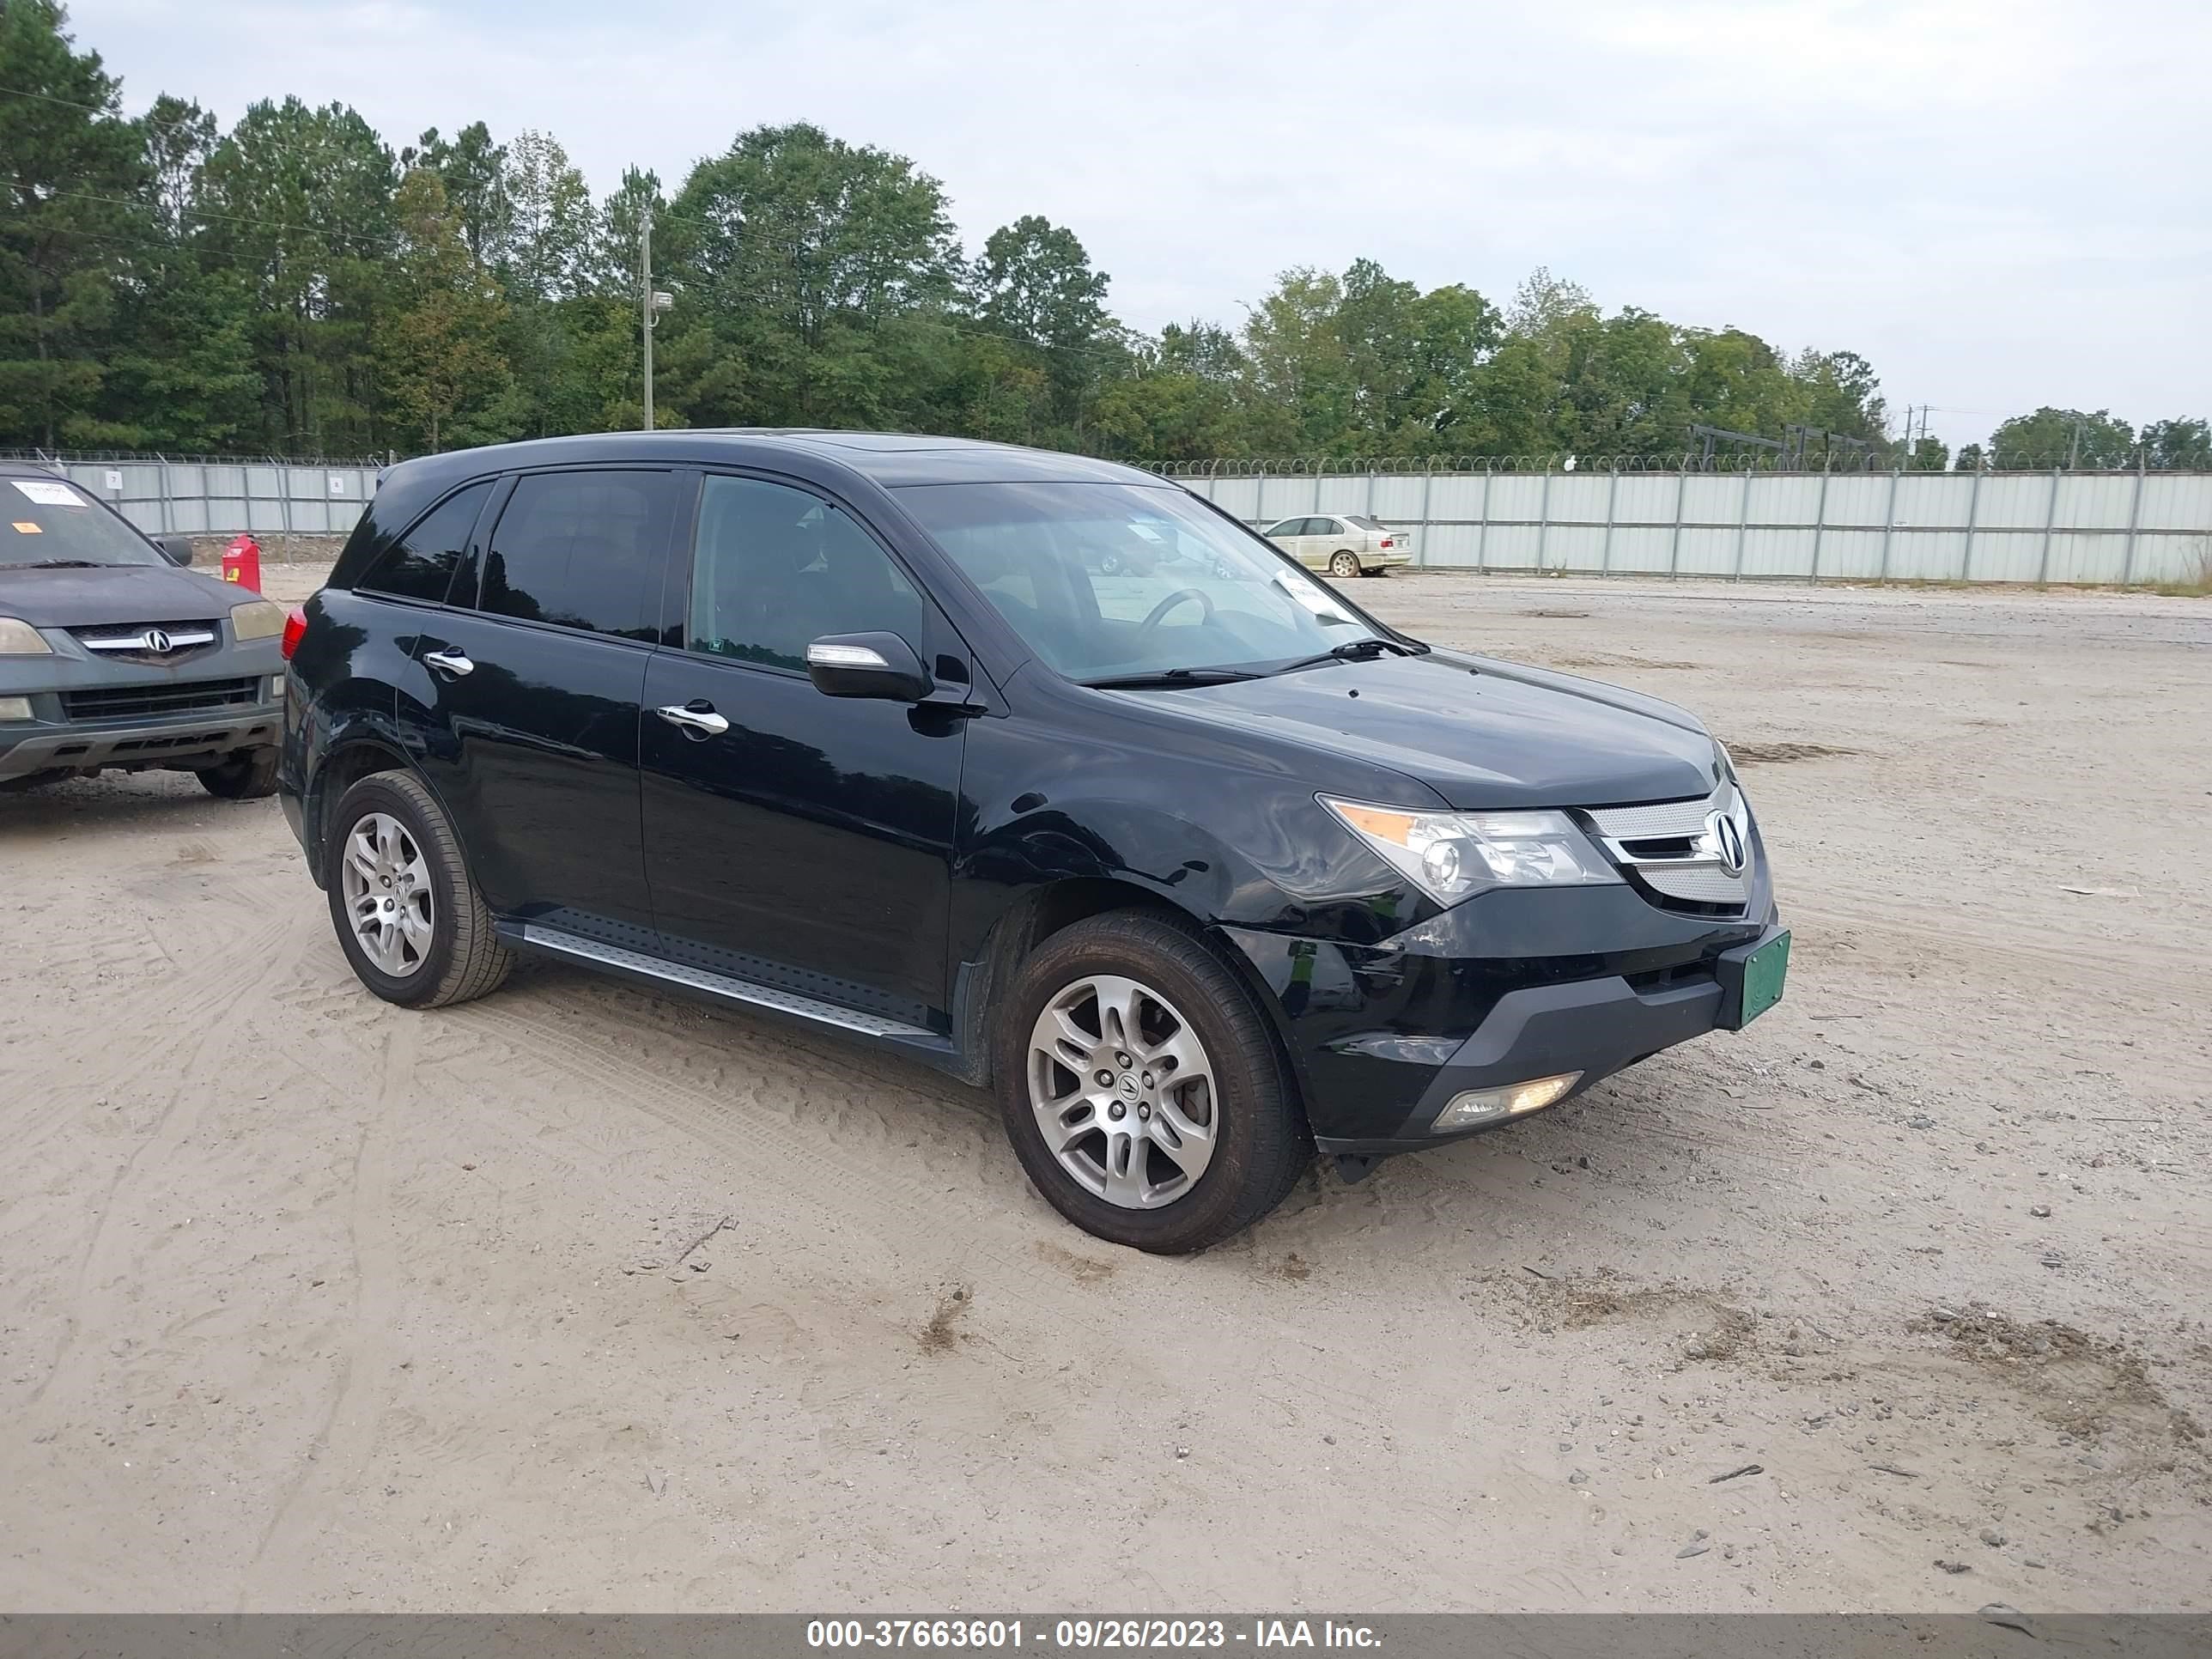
[1128,648,1723,810]
[0,561,242,628]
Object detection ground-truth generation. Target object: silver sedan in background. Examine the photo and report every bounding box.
[1261,514,1413,577]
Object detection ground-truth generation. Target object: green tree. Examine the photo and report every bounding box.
[97,94,260,448]
[2139,418,2211,469]
[1908,435,1951,471]
[657,124,961,429]
[374,167,514,451]
[402,122,507,266]
[198,96,399,452]
[1987,407,2136,468]
[0,0,144,447]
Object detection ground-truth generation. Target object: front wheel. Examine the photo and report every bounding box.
[995,912,1310,1253]
[1328,550,1361,578]
[196,748,278,799]
[325,769,513,1008]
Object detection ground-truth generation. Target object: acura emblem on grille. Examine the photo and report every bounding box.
[1707,811,1746,875]
[143,627,173,655]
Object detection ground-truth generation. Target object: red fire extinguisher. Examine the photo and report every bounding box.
[222,533,262,593]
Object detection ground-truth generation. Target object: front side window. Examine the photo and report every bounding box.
[896,482,1382,684]
[1,476,162,568]
[687,475,925,672]
[357,482,490,604]
[1263,518,1307,538]
[474,471,673,641]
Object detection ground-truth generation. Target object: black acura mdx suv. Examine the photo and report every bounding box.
[280,431,1787,1252]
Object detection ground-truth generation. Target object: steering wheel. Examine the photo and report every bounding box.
[1139,587,1215,631]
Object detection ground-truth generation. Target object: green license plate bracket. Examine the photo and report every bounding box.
[1717,928,1790,1030]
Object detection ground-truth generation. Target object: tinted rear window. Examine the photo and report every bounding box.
[356,483,490,604]
[472,471,676,641]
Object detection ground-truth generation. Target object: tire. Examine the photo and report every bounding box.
[325,769,513,1009]
[994,911,1310,1253]
[196,747,278,799]
[1328,550,1361,578]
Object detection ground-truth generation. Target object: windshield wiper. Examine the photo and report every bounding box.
[1270,637,1425,674]
[4,559,104,570]
[1080,665,1265,690]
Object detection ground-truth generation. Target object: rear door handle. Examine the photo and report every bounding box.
[655,702,729,738]
[424,647,474,678]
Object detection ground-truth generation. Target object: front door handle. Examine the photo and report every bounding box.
[655,702,729,738]
[424,647,474,678]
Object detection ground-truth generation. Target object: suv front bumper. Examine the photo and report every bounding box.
[1,699,283,779]
[1221,864,1781,1155]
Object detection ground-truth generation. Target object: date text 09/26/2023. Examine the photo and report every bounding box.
[805,1620,1382,1650]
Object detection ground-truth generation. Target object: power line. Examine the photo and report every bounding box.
[27,188,398,254]
[0,81,215,142]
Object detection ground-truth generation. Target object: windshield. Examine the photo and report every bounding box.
[1,477,163,568]
[896,482,1392,683]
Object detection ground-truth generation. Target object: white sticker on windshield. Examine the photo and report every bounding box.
[11,479,87,507]
[1274,573,1353,623]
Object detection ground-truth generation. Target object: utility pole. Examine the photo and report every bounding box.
[640,204,653,431]
[638,207,674,430]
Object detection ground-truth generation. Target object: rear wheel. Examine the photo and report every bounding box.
[1328,550,1360,578]
[196,747,278,799]
[995,911,1309,1253]
[326,769,512,1008]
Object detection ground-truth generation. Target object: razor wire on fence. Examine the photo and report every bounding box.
[0,449,384,544]
[1145,451,2209,478]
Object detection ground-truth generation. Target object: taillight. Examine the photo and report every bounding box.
[1379,538,1394,549]
[279,606,308,660]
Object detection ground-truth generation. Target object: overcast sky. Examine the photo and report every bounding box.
[66,0,2212,449]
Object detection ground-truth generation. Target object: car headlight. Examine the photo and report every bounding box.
[0,617,52,654]
[1321,796,1620,905]
[1715,740,1738,782]
[230,599,287,641]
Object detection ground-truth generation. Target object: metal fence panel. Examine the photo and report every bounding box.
[1163,463,2212,586]
[9,454,381,541]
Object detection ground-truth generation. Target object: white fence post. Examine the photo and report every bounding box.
[1879,467,1900,582]
[1601,468,1618,573]
[1417,464,1433,566]
[1668,470,1686,577]
[1961,463,1984,580]
[2036,467,2061,586]
[2121,456,2148,585]
[1733,469,1753,580]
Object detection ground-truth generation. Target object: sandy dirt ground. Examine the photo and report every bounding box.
[2,565,2208,1613]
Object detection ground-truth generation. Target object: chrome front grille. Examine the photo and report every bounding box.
[70,621,221,666]
[1584,780,1753,913]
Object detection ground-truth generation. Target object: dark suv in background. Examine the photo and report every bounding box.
[2,462,286,798]
[279,431,1787,1253]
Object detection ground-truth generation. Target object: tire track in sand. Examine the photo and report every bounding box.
[234,1016,412,1611]
[20,906,319,1413]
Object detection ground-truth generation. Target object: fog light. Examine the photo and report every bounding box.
[1434,1071,1582,1131]
[268,674,286,702]
[0,695,33,721]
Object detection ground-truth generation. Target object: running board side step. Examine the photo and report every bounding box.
[510,924,957,1058]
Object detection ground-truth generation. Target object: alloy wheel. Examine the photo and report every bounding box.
[340,811,435,978]
[1028,974,1218,1209]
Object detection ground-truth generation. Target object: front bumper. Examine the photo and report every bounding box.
[1314,925,1782,1155]
[0,698,282,778]
[1222,859,1780,1154]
